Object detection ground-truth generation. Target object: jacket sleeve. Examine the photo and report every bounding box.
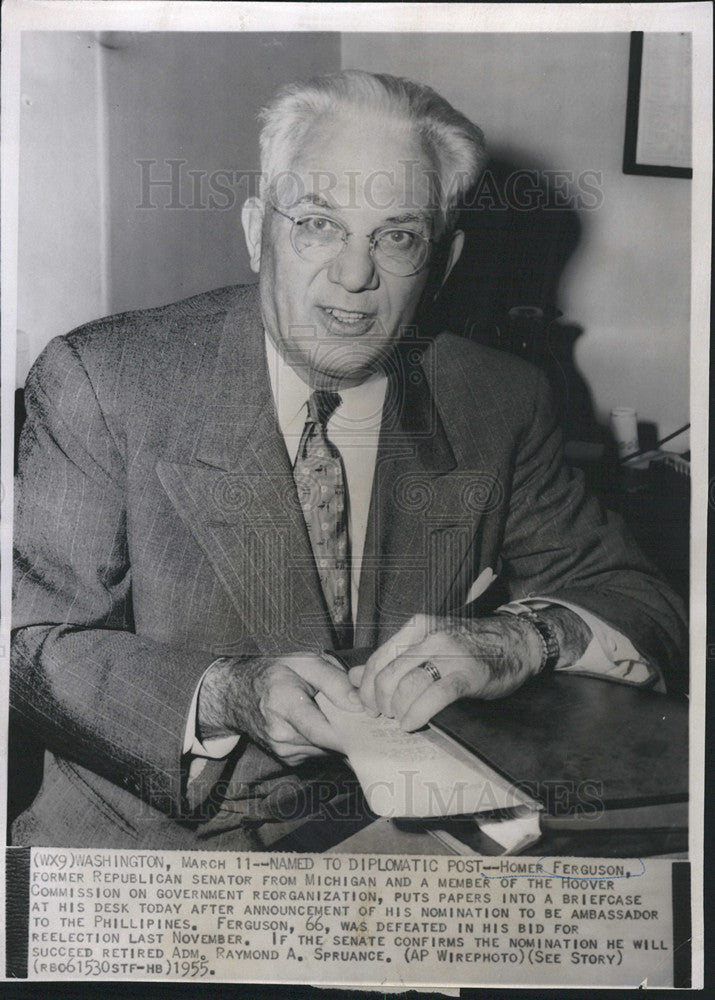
[11,335,218,818]
[499,369,688,693]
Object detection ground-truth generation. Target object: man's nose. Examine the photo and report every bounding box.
[326,238,379,292]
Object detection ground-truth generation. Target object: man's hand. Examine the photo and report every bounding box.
[349,608,591,731]
[197,654,362,766]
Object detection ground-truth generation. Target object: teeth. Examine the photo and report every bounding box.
[326,308,367,322]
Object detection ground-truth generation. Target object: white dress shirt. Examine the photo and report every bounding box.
[185,334,659,764]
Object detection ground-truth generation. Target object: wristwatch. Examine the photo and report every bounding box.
[504,608,560,674]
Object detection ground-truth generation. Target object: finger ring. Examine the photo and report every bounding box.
[419,659,441,682]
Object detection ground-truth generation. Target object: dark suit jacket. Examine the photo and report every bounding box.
[11,283,686,849]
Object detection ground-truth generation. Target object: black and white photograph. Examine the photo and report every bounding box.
[1,1,709,989]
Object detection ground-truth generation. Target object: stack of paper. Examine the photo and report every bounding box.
[316,694,539,820]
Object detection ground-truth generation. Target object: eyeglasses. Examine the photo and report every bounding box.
[270,204,433,277]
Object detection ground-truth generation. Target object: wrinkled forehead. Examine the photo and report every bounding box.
[271,110,440,221]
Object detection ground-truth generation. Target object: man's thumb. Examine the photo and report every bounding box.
[348,664,365,686]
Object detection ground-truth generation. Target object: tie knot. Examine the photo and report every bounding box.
[307,390,341,427]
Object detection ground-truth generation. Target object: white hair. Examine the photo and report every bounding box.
[257,70,487,235]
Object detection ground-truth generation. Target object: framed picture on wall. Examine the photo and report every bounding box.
[623,30,693,178]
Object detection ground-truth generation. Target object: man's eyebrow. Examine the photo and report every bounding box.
[289,197,431,232]
[291,194,336,210]
[381,211,430,229]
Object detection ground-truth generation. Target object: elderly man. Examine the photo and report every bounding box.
[12,71,685,849]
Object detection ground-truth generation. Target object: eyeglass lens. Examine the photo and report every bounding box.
[291,215,429,276]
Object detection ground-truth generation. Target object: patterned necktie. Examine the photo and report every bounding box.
[293,390,353,647]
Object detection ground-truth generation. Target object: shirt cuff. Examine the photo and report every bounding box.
[183,662,242,759]
[497,597,663,691]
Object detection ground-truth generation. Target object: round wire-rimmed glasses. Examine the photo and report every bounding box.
[270,204,433,277]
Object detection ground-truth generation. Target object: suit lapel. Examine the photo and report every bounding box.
[156,287,333,654]
[355,345,492,647]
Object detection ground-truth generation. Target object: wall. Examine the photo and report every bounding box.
[16,31,341,386]
[341,33,691,442]
[17,33,106,386]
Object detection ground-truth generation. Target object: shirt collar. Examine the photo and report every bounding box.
[265,332,388,434]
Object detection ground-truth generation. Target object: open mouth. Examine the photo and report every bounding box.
[320,306,376,333]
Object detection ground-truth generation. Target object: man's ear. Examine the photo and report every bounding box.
[241,197,265,273]
[440,228,464,289]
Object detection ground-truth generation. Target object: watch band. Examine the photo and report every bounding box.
[504,608,560,673]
